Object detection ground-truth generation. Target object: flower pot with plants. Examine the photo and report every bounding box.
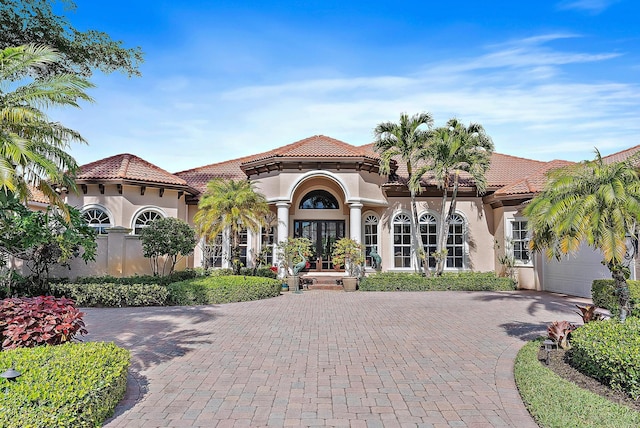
[331,237,365,292]
[276,237,312,292]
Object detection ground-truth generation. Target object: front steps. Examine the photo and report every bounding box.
[297,272,345,291]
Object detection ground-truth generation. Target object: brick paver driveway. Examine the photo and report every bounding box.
[85,290,589,427]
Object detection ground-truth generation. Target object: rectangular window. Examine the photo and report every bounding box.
[261,226,276,266]
[511,220,530,263]
[364,222,378,267]
[394,223,412,268]
[204,234,223,268]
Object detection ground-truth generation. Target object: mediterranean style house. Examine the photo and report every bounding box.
[43,135,639,298]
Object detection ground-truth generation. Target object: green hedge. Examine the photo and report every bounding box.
[167,275,282,305]
[49,282,169,307]
[0,342,129,428]
[592,279,640,317]
[570,317,640,399]
[73,269,198,286]
[515,339,640,427]
[359,271,516,291]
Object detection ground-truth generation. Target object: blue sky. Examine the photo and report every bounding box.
[57,0,640,172]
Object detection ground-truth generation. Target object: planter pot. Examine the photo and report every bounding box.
[342,277,358,292]
[281,283,289,292]
[287,276,299,292]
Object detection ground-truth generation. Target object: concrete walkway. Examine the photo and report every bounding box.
[84,290,589,427]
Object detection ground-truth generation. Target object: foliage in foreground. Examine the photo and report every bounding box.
[0,296,86,350]
[514,339,640,428]
[592,280,640,318]
[167,275,281,306]
[358,271,516,291]
[0,342,130,428]
[570,317,640,399]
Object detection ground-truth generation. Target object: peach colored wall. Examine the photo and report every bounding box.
[377,196,496,273]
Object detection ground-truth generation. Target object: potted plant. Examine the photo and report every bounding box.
[331,237,365,292]
[276,237,312,292]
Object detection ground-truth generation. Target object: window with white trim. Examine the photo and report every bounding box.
[261,226,277,266]
[238,227,248,267]
[82,207,111,235]
[133,210,163,235]
[393,213,412,268]
[446,214,465,268]
[511,220,530,263]
[419,213,437,268]
[363,215,379,268]
[204,233,224,268]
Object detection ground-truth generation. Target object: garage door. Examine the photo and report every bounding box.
[541,245,610,298]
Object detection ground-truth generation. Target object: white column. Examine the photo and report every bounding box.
[276,202,290,277]
[276,202,290,244]
[349,202,363,242]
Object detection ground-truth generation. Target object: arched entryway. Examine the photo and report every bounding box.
[291,180,348,271]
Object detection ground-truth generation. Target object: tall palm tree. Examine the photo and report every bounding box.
[0,44,93,211]
[411,118,494,275]
[374,112,433,272]
[524,151,640,321]
[194,178,270,274]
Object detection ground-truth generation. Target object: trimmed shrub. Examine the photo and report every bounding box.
[239,267,278,279]
[359,271,516,291]
[515,339,640,427]
[49,282,169,307]
[570,317,640,399]
[0,342,129,428]
[0,296,87,350]
[167,275,281,305]
[74,269,198,286]
[592,279,640,316]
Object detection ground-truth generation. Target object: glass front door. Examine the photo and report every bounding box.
[293,220,345,270]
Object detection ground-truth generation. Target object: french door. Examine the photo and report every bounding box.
[293,220,345,270]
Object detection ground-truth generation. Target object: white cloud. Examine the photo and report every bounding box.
[556,0,619,14]
[66,33,639,171]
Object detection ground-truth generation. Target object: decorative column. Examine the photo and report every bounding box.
[349,202,363,242]
[276,202,290,276]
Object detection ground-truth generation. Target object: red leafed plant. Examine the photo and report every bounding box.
[0,296,88,350]
[547,320,576,350]
[574,304,604,324]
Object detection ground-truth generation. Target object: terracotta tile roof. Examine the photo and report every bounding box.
[602,144,640,166]
[28,186,49,204]
[245,135,380,163]
[387,152,546,189]
[77,154,188,187]
[494,159,575,196]
[174,155,253,195]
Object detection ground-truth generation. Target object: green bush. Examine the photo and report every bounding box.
[49,282,169,307]
[570,317,640,399]
[515,339,640,427]
[359,271,516,291]
[167,275,281,305]
[0,342,129,428]
[74,269,198,286]
[592,279,640,316]
[239,267,278,279]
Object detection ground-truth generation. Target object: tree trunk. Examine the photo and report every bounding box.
[611,264,631,322]
[409,188,428,275]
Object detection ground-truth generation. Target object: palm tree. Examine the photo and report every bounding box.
[374,112,433,272]
[524,151,640,321]
[194,178,270,274]
[411,118,494,275]
[0,44,93,211]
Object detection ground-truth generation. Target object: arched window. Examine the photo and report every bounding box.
[133,209,164,235]
[299,190,339,209]
[446,214,465,268]
[419,213,437,268]
[82,207,111,235]
[393,213,412,268]
[363,214,379,268]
